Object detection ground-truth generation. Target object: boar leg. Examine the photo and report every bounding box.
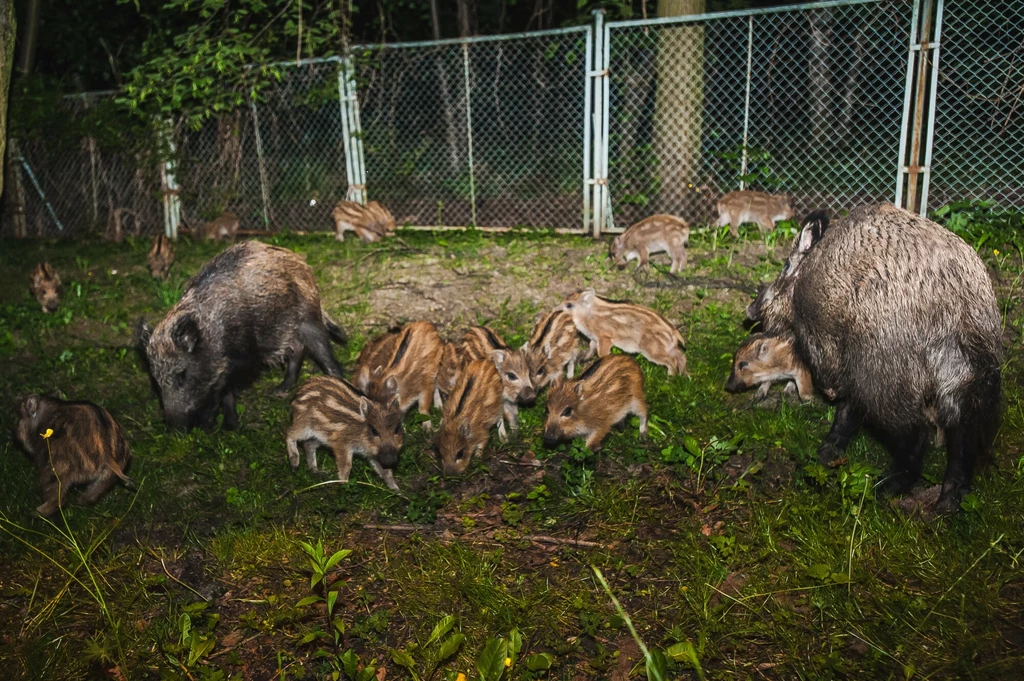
[496,415,509,443]
[333,445,354,483]
[934,425,977,514]
[635,401,648,440]
[433,387,444,410]
[816,401,861,466]
[755,382,772,401]
[37,471,63,516]
[300,321,344,378]
[877,427,931,497]
[566,357,576,379]
[596,337,613,358]
[79,468,117,505]
[636,245,650,272]
[728,212,740,238]
[285,432,303,471]
[584,427,610,451]
[364,457,400,492]
[221,392,239,430]
[504,402,520,434]
[273,346,305,397]
[669,246,686,274]
[302,440,321,472]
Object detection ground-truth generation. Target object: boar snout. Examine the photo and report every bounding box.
[378,446,400,469]
[520,386,537,405]
[542,430,561,449]
[724,373,747,393]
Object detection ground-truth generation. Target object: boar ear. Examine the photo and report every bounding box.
[384,375,399,397]
[171,315,201,353]
[355,365,371,392]
[573,381,585,397]
[358,397,370,419]
[580,288,596,303]
[757,340,770,358]
[797,210,829,253]
[24,394,41,418]
[459,421,472,438]
[492,349,506,368]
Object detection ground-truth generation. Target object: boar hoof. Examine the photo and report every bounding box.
[36,501,59,517]
[420,420,434,433]
[816,442,846,467]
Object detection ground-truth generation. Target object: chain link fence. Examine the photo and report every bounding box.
[1,0,1021,240]
[927,0,1024,209]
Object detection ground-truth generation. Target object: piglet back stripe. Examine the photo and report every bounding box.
[577,357,605,382]
[455,376,475,416]
[391,328,412,368]
[535,313,556,346]
[482,327,507,350]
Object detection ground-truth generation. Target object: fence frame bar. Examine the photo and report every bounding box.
[248,99,272,226]
[338,59,359,204]
[590,10,606,237]
[739,15,755,191]
[582,17,595,233]
[462,43,478,227]
[605,0,881,29]
[918,0,945,215]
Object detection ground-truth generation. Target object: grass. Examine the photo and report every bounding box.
[0,222,1021,680]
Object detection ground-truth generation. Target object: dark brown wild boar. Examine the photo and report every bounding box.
[15,394,135,516]
[148,234,175,280]
[751,203,1002,513]
[543,355,647,451]
[286,375,404,491]
[29,262,61,313]
[138,241,347,431]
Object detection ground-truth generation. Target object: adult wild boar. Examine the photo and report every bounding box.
[752,203,1001,513]
[138,241,346,430]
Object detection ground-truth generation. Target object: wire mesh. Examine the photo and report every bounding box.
[2,0,1022,241]
[604,0,912,229]
[927,0,1024,209]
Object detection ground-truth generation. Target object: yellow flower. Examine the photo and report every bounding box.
[40,428,53,439]
[993,249,1000,256]
[549,560,559,568]
[504,657,512,668]
[456,674,467,681]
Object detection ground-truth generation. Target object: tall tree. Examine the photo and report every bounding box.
[0,0,14,200]
[652,0,706,214]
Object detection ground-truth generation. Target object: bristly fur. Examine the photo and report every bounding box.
[725,332,814,402]
[543,355,647,451]
[555,288,686,376]
[355,321,444,429]
[437,358,504,476]
[29,262,62,313]
[525,310,583,389]
[287,375,404,491]
[138,241,345,431]
[609,214,690,274]
[765,202,1002,513]
[15,394,134,516]
[332,200,395,242]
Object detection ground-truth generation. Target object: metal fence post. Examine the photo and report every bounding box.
[463,43,478,227]
[739,15,754,191]
[583,16,595,232]
[346,61,368,205]
[589,9,606,238]
[896,0,942,215]
[338,58,359,204]
[158,120,180,239]
[248,99,272,226]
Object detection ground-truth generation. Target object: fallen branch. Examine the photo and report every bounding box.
[528,535,605,549]
[498,458,543,467]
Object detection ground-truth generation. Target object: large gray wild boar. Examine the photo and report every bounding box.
[751,203,1001,513]
[138,241,347,430]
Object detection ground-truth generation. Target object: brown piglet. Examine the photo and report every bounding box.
[555,288,687,375]
[523,309,583,389]
[286,375,404,491]
[437,358,505,476]
[332,200,395,242]
[543,355,648,451]
[202,210,240,241]
[148,234,175,280]
[29,262,62,313]
[355,321,445,430]
[14,394,135,516]
[725,333,814,402]
[716,190,795,238]
[609,214,690,274]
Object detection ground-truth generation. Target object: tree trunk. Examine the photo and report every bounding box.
[652,0,706,216]
[809,8,835,151]
[0,0,15,200]
[16,0,39,75]
[430,0,461,171]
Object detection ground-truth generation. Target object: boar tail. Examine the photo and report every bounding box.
[322,309,348,345]
[107,460,138,490]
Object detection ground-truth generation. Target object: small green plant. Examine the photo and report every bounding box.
[296,539,353,647]
[390,614,466,681]
[661,434,740,493]
[164,602,219,673]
